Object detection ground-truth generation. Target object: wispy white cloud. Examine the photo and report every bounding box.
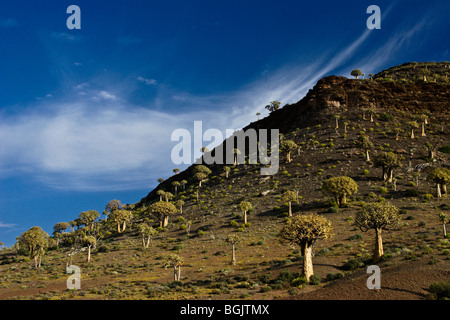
[50,32,82,42]
[137,76,157,85]
[95,90,117,101]
[0,221,16,228]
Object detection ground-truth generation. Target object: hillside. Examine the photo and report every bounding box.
[0,62,449,301]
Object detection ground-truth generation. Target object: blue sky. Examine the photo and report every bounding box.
[0,0,449,246]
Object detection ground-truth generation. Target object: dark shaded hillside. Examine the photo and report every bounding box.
[140,61,450,206]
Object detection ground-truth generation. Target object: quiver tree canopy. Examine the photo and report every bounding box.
[278,214,333,280]
[148,201,177,227]
[321,176,358,207]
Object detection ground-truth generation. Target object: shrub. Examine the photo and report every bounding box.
[438,146,450,154]
[326,272,344,281]
[405,189,419,197]
[349,234,363,240]
[291,277,308,287]
[343,258,363,270]
[309,274,321,285]
[379,187,388,194]
[229,220,239,227]
[328,206,339,214]
[317,248,330,255]
[427,282,450,300]
[173,244,185,251]
[423,193,433,200]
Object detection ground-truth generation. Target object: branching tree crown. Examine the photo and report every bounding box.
[321,176,358,207]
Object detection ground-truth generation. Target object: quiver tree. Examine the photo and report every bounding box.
[79,210,100,232]
[351,69,363,79]
[172,181,181,196]
[343,121,349,133]
[18,226,49,269]
[239,201,253,224]
[223,166,231,178]
[173,168,180,175]
[180,180,187,191]
[334,114,340,129]
[149,201,177,228]
[233,148,241,166]
[265,100,281,113]
[157,190,166,201]
[226,234,241,266]
[280,139,297,163]
[164,192,174,203]
[68,221,76,232]
[82,235,96,263]
[407,121,419,139]
[278,214,333,281]
[53,222,70,234]
[424,142,437,160]
[194,172,207,188]
[321,176,358,207]
[175,199,185,214]
[355,202,401,262]
[438,213,448,238]
[193,165,212,187]
[393,127,404,141]
[374,151,400,183]
[367,107,376,122]
[427,168,450,198]
[281,191,297,217]
[104,199,122,221]
[157,178,165,184]
[420,114,428,136]
[109,209,133,233]
[137,223,157,248]
[358,135,374,162]
[164,253,183,281]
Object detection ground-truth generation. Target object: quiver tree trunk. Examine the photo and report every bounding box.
[231,244,236,266]
[286,152,291,163]
[366,150,370,162]
[340,194,347,206]
[243,211,247,224]
[163,215,169,227]
[87,246,91,263]
[301,241,314,281]
[173,266,178,281]
[437,183,442,198]
[387,168,394,183]
[288,202,292,217]
[374,228,384,262]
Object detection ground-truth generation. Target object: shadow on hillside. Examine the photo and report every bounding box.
[380,286,427,298]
